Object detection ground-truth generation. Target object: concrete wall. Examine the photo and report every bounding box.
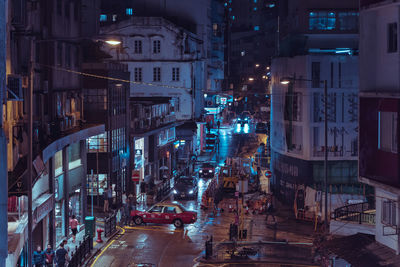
[375,187,400,254]
[271,54,359,162]
[360,4,400,93]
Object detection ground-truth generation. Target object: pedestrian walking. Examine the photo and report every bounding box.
[107,185,113,210]
[33,245,45,267]
[69,215,79,243]
[265,195,276,224]
[116,208,122,225]
[44,245,55,267]
[55,243,69,267]
[103,190,109,213]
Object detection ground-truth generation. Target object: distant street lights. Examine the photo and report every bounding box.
[280,76,329,232]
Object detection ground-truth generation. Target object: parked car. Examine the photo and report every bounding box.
[199,163,215,178]
[130,202,197,228]
[173,176,198,199]
[255,122,267,133]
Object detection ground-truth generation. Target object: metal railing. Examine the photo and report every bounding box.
[333,202,376,225]
[104,211,117,237]
[68,235,93,267]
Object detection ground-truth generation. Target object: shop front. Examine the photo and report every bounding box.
[133,137,145,197]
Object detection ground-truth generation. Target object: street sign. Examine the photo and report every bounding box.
[132,170,140,182]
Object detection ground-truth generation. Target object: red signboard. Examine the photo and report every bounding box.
[132,170,140,182]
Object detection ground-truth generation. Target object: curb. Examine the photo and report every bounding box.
[84,228,121,266]
[198,258,318,266]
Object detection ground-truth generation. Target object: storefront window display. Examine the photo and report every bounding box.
[55,200,65,246]
[87,174,108,196]
[87,133,108,152]
[69,189,81,222]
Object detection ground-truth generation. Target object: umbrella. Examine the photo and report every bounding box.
[159,166,169,170]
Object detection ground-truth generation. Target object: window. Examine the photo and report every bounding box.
[153,40,161,54]
[172,67,180,81]
[134,40,142,54]
[153,67,161,82]
[311,62,320,88]
[378,111,398,153]
[388,23,398,53]
[134,68,142,82]
[57,43,63,66]
[100,14,107,22]
[382,200,397,227]
[65,45,71,67]
[338,12,358,30]
[313,93,322,122]
[112,14,117,22]
[309,11,336,30]
[163,207,176,213]
[65,1,70,18]
[57,0,62,15]
[149,205,162,213]
[254,26,260,31]
[74,1,79,21]
[126,8,133,15]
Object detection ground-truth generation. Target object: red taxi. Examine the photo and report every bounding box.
[130,202,197,228]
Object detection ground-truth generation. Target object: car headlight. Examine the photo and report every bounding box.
[189,190,194,194]
[173,189,177,194]
[238,118,241,121]
[208,170,213,173]
[199,170,203,173]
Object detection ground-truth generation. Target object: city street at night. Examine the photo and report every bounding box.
[3,0,400,267]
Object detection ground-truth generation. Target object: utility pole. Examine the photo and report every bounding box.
[323,79,328,231]
[0,1,8,266]
[27,38,34,267]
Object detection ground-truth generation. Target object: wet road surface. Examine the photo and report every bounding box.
[90,124,314,267]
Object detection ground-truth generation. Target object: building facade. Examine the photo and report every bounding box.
[83,62,130,208]
[270,0,364,220]
[5,0,104,265]
[100,17,205,121]
[359,0,400,254]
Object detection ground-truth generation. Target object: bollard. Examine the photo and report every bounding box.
[96,228,104,243]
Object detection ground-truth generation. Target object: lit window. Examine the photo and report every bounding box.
[254,26,260,31]
[112,14,117,22]
[126,8,133,15]
[309,11,336,30]
[224,2,228,6]
[241,51,245,56]
[378,111,398,153]
[100,14,107,21]
[232,16,235,20]
[254,7,257,11]
[254,0,257,2]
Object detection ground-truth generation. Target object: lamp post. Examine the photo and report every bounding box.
[280,77,329,231]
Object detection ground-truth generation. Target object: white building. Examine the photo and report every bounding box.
[100,17,205,121]
[359,0,400,254]
[271,54,361,218]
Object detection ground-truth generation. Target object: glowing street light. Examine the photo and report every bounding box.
[105,39,121,46]
[255,64,260,68]
[248,77,254,81]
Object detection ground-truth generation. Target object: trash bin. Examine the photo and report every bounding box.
[85,216,96,238]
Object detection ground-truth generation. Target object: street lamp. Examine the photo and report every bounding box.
[280,76,329,232]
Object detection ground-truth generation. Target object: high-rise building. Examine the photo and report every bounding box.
[226,0,277,96]
[270,0,365,222]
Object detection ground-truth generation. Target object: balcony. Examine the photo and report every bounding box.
[312,146,357,158]
[330,202,376,236]
[132,114,176,134]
